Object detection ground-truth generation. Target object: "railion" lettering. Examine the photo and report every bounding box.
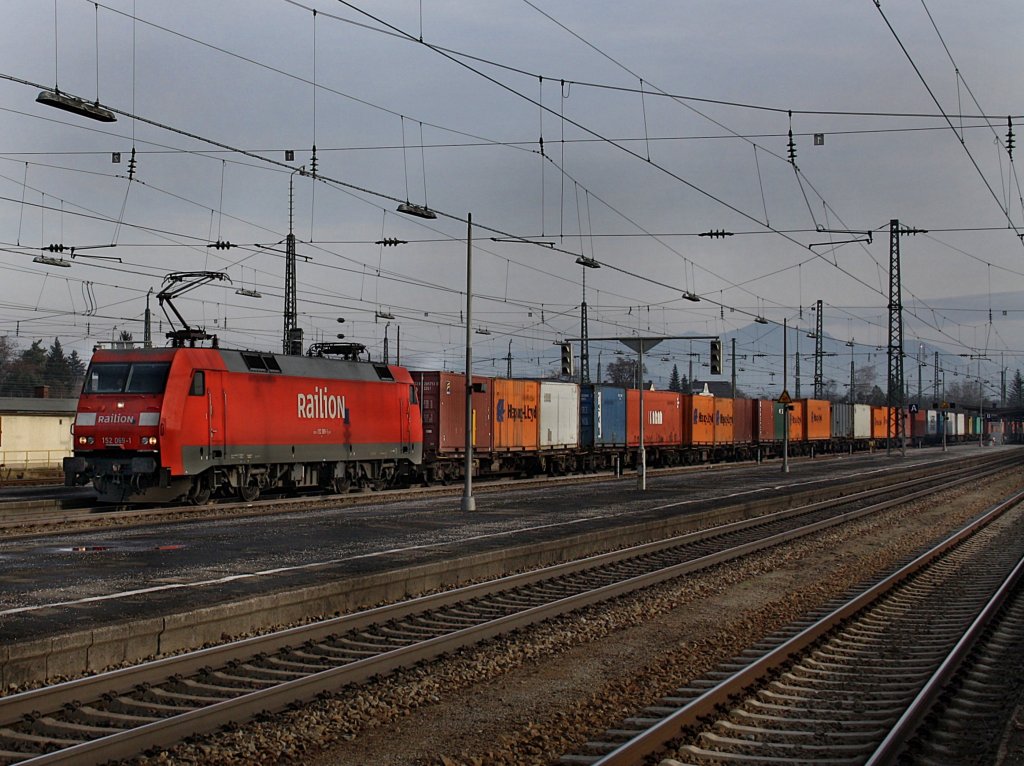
[297,386,348,422]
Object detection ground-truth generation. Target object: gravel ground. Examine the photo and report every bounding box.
[133,466,1024,766]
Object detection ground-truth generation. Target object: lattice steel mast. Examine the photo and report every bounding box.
[813,299,823,399]
[283,175,301,354]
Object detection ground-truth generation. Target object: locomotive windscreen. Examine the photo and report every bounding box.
[84,362,171,394]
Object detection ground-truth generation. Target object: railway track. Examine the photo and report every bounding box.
[0,449,1003,535]
[560,483,1024,765]
[0,470,611,532]
[0,457,1015,764]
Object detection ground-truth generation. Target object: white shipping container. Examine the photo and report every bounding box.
[926,409,938,436]
[956,412,966,436]
[944,411,955,435]
[539,381,580,448]
[853,403,872,439]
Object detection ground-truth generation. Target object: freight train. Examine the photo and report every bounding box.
[63,345,1008,503]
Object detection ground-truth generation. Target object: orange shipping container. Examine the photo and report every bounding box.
[714,397,735,444]
[626,389,682,446]
[683,394,716,445]
[787,402,806,442]
[803,399,831,440]
[491,378,540,450]
[871,406,896,439]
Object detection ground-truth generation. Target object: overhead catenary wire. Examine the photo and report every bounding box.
[5,4,1019,372]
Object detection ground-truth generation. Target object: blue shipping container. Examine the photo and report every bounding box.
[580,384,627,447]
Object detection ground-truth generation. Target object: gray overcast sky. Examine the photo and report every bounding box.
[1,1,1022,394]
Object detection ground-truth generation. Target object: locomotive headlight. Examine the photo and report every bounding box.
[78,436,87,445]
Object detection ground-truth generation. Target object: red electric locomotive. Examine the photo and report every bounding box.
[63,346,423,503]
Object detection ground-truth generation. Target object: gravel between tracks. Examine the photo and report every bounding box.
[130,466,1024,766]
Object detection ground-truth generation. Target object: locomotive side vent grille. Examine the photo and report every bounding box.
[241,352,282,373]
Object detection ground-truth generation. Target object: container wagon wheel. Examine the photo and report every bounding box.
[238,481,260,502]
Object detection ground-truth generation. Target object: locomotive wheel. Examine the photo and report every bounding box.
[190,485,211,505]
[332,477,351,494]
[238,482,260,502]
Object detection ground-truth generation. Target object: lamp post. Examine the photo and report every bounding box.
[582,334,716,490]
[941,367,947,453]
[397,202,474,511]
[462,214,475,511]
[576,255,600,384]
[782,318,789,474]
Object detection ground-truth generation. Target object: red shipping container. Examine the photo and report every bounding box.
[803,399,830,440]
[492,378,540,450]
[756,399,776,442]
[714,397,735,444]
[627,389,682,446]
[909,410,927,439]
[733,398,755,444]
[413,371,493,455]
[682,394,715,445]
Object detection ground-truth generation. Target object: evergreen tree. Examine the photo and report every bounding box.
[3,340,47,396]
[0,337,88,397]
[1011,369,1024,407]
[668,364,681,392]
[67,350,86,378]
[45,338,69,395]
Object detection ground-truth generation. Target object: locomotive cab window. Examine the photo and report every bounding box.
[190,371,206,396]
[85,363,129,393]
[409,385,418,405]
[85,362,170,394]
[125,363,171,393]
[374,364,395,381]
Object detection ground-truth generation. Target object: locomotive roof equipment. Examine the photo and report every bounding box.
[157,271,230,348]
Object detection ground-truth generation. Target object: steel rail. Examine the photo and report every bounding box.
[586,485,1024,766]
[865,535,1024,765]
[2,458,1019,764]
